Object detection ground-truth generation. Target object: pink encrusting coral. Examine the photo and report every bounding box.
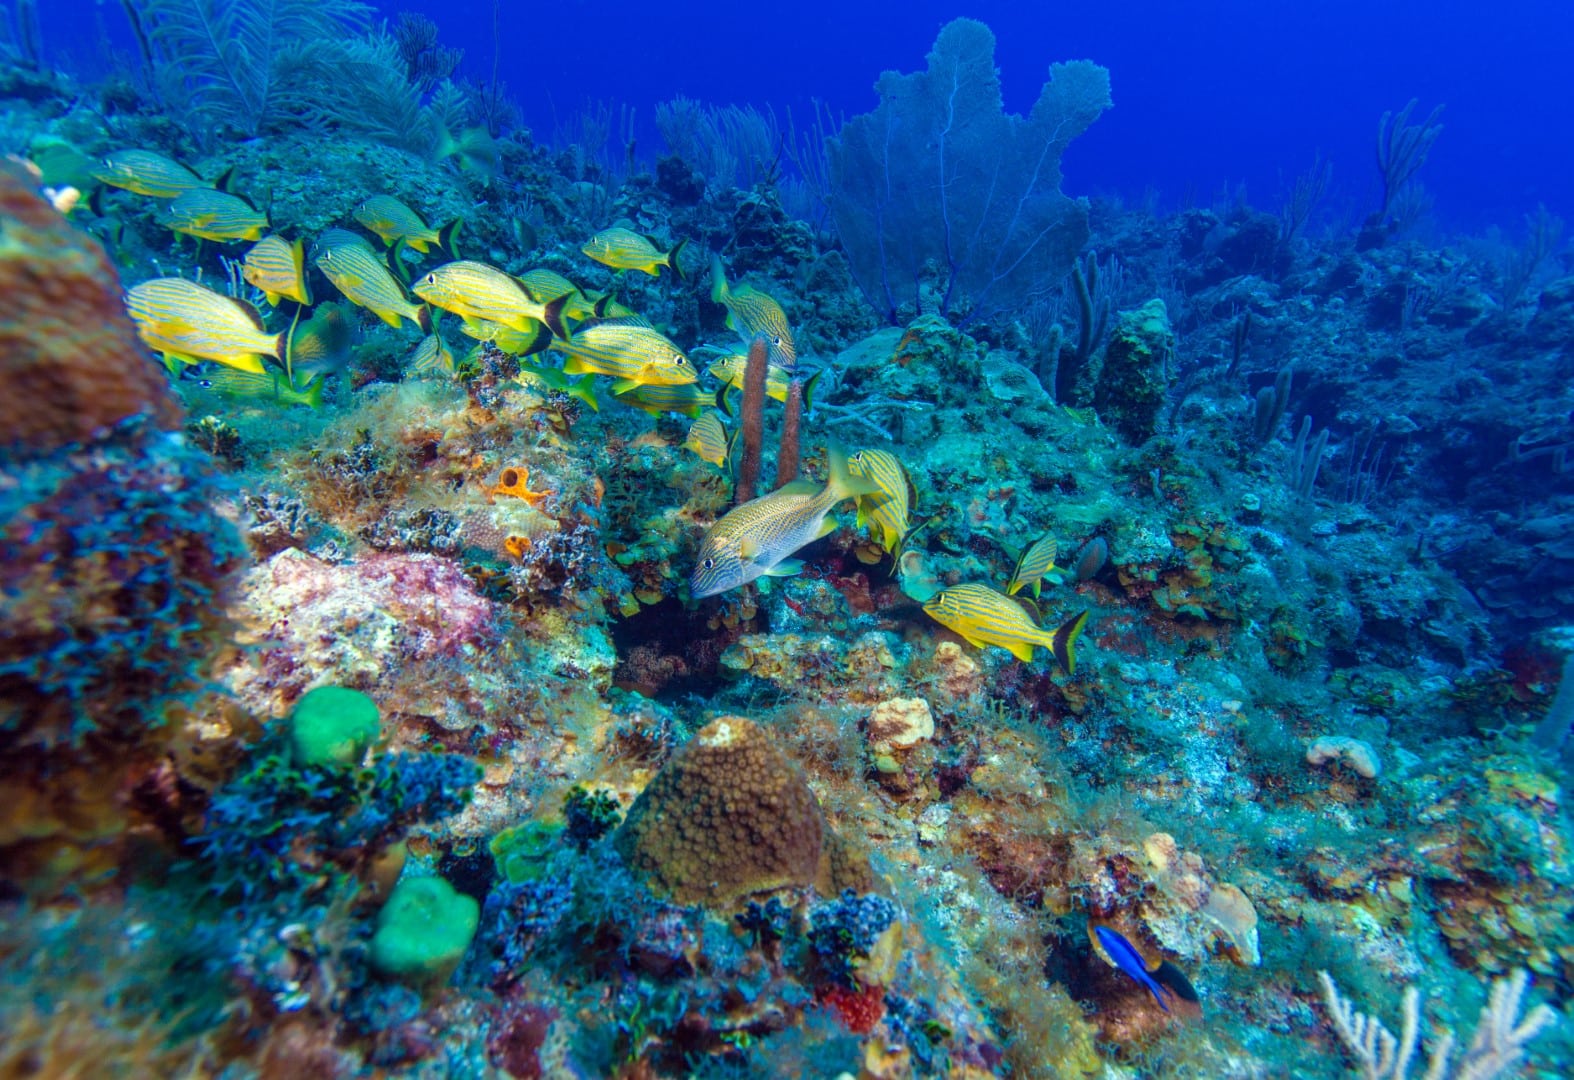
[230,548,495,710]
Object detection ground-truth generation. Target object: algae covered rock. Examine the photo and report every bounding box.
[1093,299,1174,445]
[614,715,825,907]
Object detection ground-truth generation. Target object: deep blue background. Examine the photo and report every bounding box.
[53,0,1574,234]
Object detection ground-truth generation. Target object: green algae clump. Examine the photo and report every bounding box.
[614,715,824,908]
[370,875,479,984]
[289,686,381,767]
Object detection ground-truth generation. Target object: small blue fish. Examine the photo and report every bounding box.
[1089,921,1200,1015]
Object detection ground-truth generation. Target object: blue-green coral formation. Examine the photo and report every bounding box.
[0,9,1572,1079]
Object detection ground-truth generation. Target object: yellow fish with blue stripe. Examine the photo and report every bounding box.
[316,242,429,330]
[517,361,601,412]
[711,255,796,370]
[457,316,552,357]
[414,261,570,340]
[923,583,1088,671]
[613,381,714,417]
[242,235,312,306]
[409,333,456,377]
[707,352,790,403]
[198,367,324,409]
[518,268,598,322]
[353,195,461,255]
[287,303,355,379]
[92,149,220,198]
[582,227,686,278]
[124,277,282,374]
[164,189,267,242]
[313,228,376,255]
[682,412,733,468]
[848,449,913,556]
[690,447,879,598]
[549,322,698,393]
[1006,533,1060,598]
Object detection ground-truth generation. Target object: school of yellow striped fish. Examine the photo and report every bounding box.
[101,147,1094,672]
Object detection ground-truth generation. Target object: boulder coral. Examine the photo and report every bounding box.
[614,715,863,907]
[0,161,180,455]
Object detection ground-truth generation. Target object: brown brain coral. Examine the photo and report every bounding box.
[614,715,825,907]
[0,161,180,455]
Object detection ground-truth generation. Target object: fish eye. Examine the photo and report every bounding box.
[425,273,436,284]
[702,557,715,570]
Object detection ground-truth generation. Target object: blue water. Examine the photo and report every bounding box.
[50,0,1573,231]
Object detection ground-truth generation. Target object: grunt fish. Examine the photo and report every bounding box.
[316,242,428,330]
[1006,532,1059,598]
[690,447,879,598]
[413,260,569,340]
[353,195,461,255]
[549,322,698,394]
[682,412,733,468]
[711,255,796,370]
[922,583,1088,670]
[124,277,283,374]
[164,188,267,242]
[198,367,324,409]
[849,449,913,556]
[517,361,600,412]
[242,235,312,306]
[613,381,715,417]
[92,149,214,198]
[582,227,686,278]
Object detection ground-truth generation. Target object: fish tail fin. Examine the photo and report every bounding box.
[568,373,600,413]
[709,253,728,304]
[212,165,238,194]
[1152,961,1201,1012]
[437,217,462,259]
[1050,609,1089,675]
[386,237,412,286]
[592,292,614,318]
[289,237,312,304]
[542,294,571,341]
[88,184,107,217]
[666,237,687,281]
[802,368,822,414]
[825,445,882,503]
[300,374,326,411]
[714,383,734,419]
[417,304,434,334]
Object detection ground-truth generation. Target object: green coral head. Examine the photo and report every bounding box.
[288,685,381,768]
[369,874,479,984]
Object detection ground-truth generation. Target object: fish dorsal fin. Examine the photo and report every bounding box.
[775,478,818,497]
[228,295,266,332]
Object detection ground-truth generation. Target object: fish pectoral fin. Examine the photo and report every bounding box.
[764,559,804,578]
[1007,641,1037,663]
